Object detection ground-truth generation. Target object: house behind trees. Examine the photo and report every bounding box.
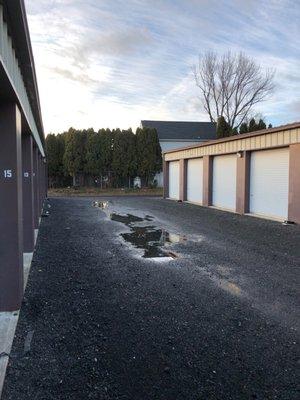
[141,121,217,186]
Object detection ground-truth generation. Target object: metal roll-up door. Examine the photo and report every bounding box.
[187,158,203,203]
[212,154,237,210]
[168,161,179,199]
[250,148,289,219]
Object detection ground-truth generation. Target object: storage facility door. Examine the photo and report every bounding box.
[250,148,289,220]
[212,154,237,210]
[168,161,180,199]
[187,158,203,203]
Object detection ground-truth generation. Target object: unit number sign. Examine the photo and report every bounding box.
[3,169,12,178]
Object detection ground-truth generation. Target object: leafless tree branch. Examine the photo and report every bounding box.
[193,51,275,130]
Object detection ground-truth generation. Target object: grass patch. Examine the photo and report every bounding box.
[48,187,163,197]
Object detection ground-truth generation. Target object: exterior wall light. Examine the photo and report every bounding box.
[237,151,243,158]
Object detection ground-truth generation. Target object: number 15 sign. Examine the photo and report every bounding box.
[3,169,13,178]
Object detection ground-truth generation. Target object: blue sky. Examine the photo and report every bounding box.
[25,0,300,134]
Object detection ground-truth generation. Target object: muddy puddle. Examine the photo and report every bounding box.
[120,225,186,259]
[94,201,185,259]
[110,213,144,225]
[111,212,186,259]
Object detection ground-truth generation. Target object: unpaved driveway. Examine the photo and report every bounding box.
[2,196,300,400]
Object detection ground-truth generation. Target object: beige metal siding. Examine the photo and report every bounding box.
[165,128,300,161]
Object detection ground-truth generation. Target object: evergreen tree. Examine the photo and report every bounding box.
[268,123,273,129]
[63,128,87,186]
[99,128,114,185]
[239,122,248,134]
[46,133,65,187]
[136,127,162,186]
[112,129,137,187]
[126,129,138,186]
[112,130,126,187]
[257,119,266,130]
[241,118,267,134]
[248,118,257,132]
[85,130,102,182]
[231,127,238,135]
[216,116,231,138]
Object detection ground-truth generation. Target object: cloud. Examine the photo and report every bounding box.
[48,66,99,85]
[25,0,300,133]
[83,29,153,57]
[291,100,300,114]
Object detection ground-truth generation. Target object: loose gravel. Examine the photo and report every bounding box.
[2,196,299,400]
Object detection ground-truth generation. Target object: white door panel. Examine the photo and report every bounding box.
[212,155,237,210]
[168,161,179,199]
[187,158,203,203]
[250,148,289,219]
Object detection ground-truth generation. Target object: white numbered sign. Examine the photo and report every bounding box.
[4,170,12,178]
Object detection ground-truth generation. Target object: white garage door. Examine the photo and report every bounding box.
[250,148,289,219]
[168,161,179,199]
[212,154,237,210]
[187,158,203,203]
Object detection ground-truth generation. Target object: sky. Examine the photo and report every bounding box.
[25,0,300,134]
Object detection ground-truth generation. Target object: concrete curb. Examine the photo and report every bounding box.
[0,243,36,398]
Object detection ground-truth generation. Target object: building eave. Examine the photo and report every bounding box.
[2,0,44,147]
[159,138,206,143]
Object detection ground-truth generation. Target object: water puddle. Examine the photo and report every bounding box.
[110,213,144,225]
[121,226,185,259]
[93,200,109,209]
[93,202,186,260]
[109,212,185,259]
[145,215,154,221]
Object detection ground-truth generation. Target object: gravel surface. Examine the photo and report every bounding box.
[2,196,300,400]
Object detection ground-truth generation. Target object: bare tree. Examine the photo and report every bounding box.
[193,51,275,129]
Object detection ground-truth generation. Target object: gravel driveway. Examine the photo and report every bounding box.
[2,196,299,400]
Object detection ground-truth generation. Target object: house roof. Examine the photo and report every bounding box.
[141,120,216,141]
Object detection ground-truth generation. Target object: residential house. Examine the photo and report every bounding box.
[141,120,217,186]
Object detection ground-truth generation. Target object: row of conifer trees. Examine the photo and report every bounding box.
[46,127,162,188]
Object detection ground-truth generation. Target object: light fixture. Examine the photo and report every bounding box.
[236,151,243,158]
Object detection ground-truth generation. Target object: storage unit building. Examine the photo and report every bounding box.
[163,122,300,224]
[0,0,47,311]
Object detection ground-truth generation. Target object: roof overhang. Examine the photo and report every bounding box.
[1,0,44,147]
[159,138,207,142]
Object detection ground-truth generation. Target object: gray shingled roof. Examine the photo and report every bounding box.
[141,120,216,141]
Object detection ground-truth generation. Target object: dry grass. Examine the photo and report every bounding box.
[48,187,163,197]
